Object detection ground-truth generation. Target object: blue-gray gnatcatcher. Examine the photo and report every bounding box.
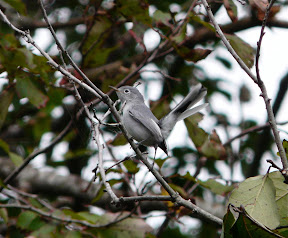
[111,84,208,156]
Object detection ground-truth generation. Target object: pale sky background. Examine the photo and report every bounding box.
[1,1,288,231]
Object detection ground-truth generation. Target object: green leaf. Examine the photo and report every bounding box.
[123,159,139,174]
[64,230,82,238]
[175,47,212,62]
[154,157,170,169]
[77,211,101,223]
[152,10,171,26]
[269,171,288,226]
[277,140,288,160]
[230,207,283,238]
[0,86,14,129]
[9,152,23,167]
[150,99,170,120]
[91,184,106,203]
[216,56,232,69]
[273,227,288,237]
[185,115,227,160]
[117,0,152,25]
[0,208,8,223]
[0,139,22,166]
[189,14,215,32]
[185,113,208,147]
[168,183,187,198]
[91,212,153,238]
[15,71,49,109]
[92,179,121,204]
[17,211,37,229]
[198,178,234,196]
[17,211,45,231]
[224,0,238,22]
[31,224,56,237]
[110,133,128,146]
[221,206,236,238]
[0,179,7,188]
[229,174,280,229]
[83,45,119,68]
[225,34,255,68]
[3,0,27,15]
[0,139,10,154]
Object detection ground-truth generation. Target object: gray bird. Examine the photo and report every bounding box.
[111,84,208,156]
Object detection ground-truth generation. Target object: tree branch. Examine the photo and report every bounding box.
[0,203,133,228]
[200,0,288,179]
[254,0,288,174]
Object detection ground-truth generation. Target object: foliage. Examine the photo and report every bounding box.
[0,0,288,237]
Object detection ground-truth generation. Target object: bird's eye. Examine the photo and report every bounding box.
[124,89,130,94]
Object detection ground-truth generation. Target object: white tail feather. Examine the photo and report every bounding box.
[177,103,209,121]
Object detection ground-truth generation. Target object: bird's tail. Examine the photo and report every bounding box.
[159,84,208,139]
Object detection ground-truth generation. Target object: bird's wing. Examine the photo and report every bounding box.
[128,104,163,142]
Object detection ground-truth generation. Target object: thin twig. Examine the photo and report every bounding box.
[224,123,270,146]
[119,195,173,202]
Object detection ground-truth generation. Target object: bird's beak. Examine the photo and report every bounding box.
[109,86,119,91]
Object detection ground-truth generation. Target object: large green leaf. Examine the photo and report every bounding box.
[229,174,280,229]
